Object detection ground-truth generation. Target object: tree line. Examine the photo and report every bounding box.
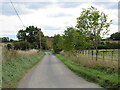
[4,26,50,50]
[52,6,119,60]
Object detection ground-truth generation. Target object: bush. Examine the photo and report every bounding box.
[7,44,13,50]
[106,42,120,49]
[97,42,120,49]
[13,41,30,50]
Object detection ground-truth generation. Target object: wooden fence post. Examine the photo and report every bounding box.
[103,51,105,60]
[111,51,113,61]
[92,50,93,60]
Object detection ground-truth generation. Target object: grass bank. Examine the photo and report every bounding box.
[2,51,45,88]
[56,54,119,89]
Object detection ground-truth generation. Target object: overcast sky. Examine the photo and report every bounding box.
[0,0,119,40]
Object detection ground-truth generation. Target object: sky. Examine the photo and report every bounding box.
[0,0,119,40]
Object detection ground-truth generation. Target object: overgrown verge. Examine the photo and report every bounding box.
[2,51,44,88]
[2,46,38,61]
[56,54,119,89]
[60,51,118,74]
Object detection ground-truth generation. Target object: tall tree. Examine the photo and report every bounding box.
[76,6,112,60]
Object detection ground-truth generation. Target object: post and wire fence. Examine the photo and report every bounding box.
[76,49,119,61]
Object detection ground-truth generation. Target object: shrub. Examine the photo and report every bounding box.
[7,44,13,50]
[13,41,30,50]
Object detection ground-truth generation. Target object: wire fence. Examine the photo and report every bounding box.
[76,49,119,61]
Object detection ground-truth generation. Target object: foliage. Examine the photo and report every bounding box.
[64,27,92,51]
[0,37,9,42]
[98,41,120,49]
[7,44,13,50]
[17,29,26,41]
[53,34,64,53]
[76,6,112,39]
[110,32,120,40]
[76,6,112,60]
[52,26,93,53]
[52,6,112,55]
[16,26,48,50]
[13,41,30,50]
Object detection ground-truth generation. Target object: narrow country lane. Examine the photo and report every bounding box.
[18,52,103,88]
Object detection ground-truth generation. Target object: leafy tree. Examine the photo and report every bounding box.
[64,27,75,51]
[64,27,93,52]
[53,34,64,53]
[110,32,120,40]
[26,26,41,43]
[1,37,9,42]
[76,6,112,60]
[9,39,15,42]
[17,30,26,41]
[17,26,48,50]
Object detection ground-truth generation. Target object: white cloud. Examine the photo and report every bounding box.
[0,1,118,39]
[1,0,119,2]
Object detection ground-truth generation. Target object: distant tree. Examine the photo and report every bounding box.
[17,26,48,50]
[53,34,64,53]
[9,39,15,42]
[46,37,53,49]
[1,37,9,42]
[110,32,120,40]
[76,6,112,60]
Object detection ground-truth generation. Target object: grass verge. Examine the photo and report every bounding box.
[2,51,45,88]
[56,54,119,89]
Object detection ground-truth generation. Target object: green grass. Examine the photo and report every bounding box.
[2,51,45,88]
[56,54,119,89]
[0,63,2,89]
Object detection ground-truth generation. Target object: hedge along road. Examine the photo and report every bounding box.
[18,52,103,88]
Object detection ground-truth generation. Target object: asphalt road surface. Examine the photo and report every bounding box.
[18,52,102,88]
